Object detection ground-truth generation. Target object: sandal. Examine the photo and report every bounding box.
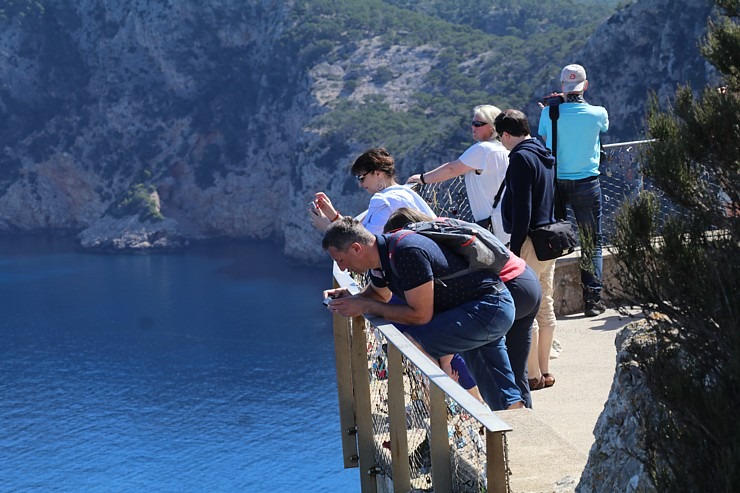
[543,373,556,387]
[528,375,545,391]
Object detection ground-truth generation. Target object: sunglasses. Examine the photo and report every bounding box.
[356,171,371,183]
[471,121,488,128]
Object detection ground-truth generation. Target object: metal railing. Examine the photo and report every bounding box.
[410,139,676,241]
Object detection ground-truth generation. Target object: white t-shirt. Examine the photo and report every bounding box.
[362,185,436,235]
[458,140,510,243]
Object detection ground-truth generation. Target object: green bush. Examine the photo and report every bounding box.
[111,183,164,222]
[612,1,740,490]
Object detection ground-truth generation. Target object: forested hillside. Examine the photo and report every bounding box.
[281,0,618,169]
[0,0,716,261]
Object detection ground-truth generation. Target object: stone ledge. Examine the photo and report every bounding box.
[553,249,618,316]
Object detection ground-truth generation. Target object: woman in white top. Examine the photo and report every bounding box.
[310,147,435,235]
[407,105,510,243]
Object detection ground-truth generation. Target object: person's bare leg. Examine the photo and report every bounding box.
[538,324,554,376]
[527,326,541,380]
[467,385,484,403]
[439,354,455,378]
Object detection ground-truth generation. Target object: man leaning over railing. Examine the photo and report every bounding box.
[320,216,525,410]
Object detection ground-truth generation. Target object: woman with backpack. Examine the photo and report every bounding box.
[383,207,542,409]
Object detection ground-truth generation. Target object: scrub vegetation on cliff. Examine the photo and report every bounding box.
[287,0,616,163]
[613,0,739,489]
[0,0,717,260]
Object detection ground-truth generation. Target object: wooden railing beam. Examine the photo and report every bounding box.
[332,280,359,468]
[487,430,509,493]
[429,382,452,493]
[387,344,411,492]
[349,315,378,493]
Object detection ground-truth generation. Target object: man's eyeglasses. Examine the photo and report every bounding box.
[356,171,371,183]
[471,120,488,128]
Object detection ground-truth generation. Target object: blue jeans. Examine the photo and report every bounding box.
[557,177,603,302]
[465,266,541,409]
[400,288,520,409]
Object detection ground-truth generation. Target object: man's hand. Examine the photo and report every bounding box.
[406,174,421,185]
[323,287,351,300]
[325,295,369,318]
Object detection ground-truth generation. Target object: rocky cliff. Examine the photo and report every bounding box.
[534,0,718,142]
[0,0,718,262]
[577,320,668,492]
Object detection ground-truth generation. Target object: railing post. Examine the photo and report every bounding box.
[486,430,509,493]
[429,383,452,493]
[387,344,411,491]
[349,315,378,493]
[332,278,359,468]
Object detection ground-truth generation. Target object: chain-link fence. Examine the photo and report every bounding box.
[412,140,680,242]
[364,322,497,492]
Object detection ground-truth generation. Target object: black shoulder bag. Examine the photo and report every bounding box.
[527,104,578,261]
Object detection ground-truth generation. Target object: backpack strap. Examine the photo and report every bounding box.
[388,230,415,280]
[388,228,469,287]
[491,179,506,209]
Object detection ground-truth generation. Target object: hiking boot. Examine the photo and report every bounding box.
[584,300,606,317]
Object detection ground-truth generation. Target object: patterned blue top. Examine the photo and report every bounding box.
[369,232,499,313]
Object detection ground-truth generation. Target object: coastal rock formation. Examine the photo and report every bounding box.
[78,215,187,251]
[0,0,717,261]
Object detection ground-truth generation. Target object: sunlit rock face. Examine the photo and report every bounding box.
[0,0,716,261]
[528,0,717,143]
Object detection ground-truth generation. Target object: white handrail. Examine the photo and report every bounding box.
[602,138,656,148]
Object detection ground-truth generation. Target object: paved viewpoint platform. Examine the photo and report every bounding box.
[494,308,641,493]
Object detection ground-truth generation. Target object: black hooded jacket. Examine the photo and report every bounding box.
[501,138,557,256]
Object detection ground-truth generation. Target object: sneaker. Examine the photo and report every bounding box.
[585,300,607,317]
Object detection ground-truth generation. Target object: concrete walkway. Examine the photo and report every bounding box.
[495,307,642,493]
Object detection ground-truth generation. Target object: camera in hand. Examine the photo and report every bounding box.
[543,93,564,106]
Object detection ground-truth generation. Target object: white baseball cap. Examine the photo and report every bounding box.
[561,64,587,93]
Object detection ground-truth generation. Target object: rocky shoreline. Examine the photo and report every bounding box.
[76,216,190,253]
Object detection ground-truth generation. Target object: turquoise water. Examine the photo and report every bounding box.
[0,236,359,492]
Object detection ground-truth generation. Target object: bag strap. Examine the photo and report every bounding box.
[388,227,472,285]
[492,179,506,209]
[549,105,567,221]
[388,230,415,280]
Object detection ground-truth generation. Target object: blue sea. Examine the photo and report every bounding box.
[0,236,360,493]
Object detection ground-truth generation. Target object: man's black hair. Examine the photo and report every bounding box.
[494,109,530,137]
[321,216,374,251]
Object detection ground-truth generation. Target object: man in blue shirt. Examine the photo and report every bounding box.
[321,216,524,410]
[538,64,609,317]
